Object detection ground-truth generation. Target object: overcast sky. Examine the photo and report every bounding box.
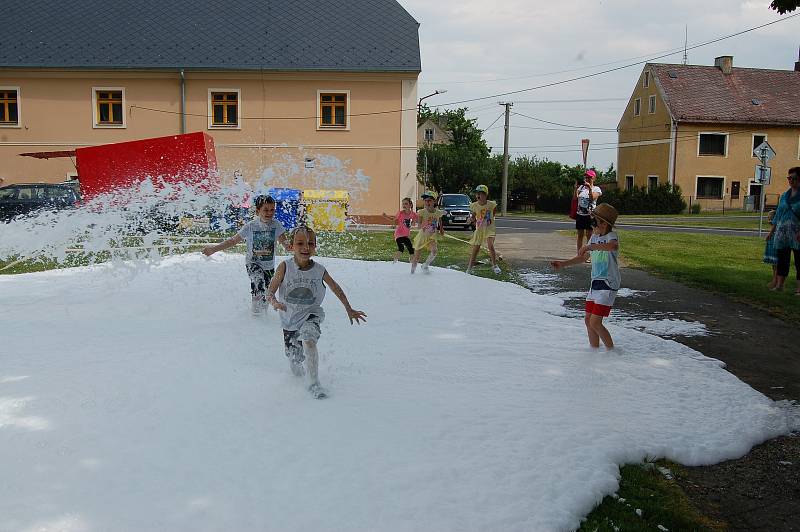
[399,0,799,169]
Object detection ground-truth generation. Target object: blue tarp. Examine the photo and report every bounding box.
[267,187,302,229]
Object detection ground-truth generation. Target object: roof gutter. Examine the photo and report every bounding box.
[180,69,186,134]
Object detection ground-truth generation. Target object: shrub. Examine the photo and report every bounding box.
[690,203,701,214]
[600,184,687,215]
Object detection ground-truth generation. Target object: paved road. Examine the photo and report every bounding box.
[495,216,763,237]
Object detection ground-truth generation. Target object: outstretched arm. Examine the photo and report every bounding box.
[266,261,287,311]
[322,270,367,324]
[551,252,588,270]
[203,234,243,256]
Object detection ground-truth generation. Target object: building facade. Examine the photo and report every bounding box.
[617,55,800,210]
[0,0,421,218]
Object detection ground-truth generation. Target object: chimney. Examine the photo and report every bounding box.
[714,55,733,74]
[795,46,800,72]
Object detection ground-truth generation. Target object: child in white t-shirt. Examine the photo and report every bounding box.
[552,203,620,350]
[203,195,288,314]
[266,226,367,399]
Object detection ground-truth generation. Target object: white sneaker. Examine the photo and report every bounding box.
[492,265,501,274]
[421,264,430,274]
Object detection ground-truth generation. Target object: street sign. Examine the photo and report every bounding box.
[755,165,771,185]
[753,140,776,161]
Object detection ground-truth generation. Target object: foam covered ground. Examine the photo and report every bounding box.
[1,254,796,532]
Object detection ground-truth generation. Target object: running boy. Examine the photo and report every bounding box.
[203,195,288,314]
[466,184,500,275]
[411,191,445,274]
[382,197,418,262]
[266,226,367,399]
[551,203,620,350]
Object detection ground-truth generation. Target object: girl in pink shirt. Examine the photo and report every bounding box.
[383,197,418,262]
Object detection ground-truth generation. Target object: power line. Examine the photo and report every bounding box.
[482,112,506,131]
[129,13,800,123]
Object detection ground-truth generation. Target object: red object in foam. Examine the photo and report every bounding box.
[75,132,218,200]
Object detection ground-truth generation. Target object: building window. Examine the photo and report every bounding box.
[424,128,434,141]
[625,175,634,190]
[648,175,658,191]
[0,88,19,126]
[633,98,641,117]
[696,176,724,199]
[752,134,767,158]
[698,133,727,156]
[643,71,650,88]
[648,95,656,114]
[318,91,349,129]
[209,90,240,128]
[731,181,740,199]
[93,88,125,127]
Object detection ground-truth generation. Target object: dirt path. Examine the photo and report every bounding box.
[498,231,800,530]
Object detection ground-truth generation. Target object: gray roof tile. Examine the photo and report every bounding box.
[0,0,421,72]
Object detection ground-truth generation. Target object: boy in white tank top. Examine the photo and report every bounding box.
[266,226,367,398]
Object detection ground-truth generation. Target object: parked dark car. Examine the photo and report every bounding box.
[0,183,81,222]
[436,193,474,230]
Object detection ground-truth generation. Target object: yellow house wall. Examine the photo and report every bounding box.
[616,67,672,188]
[673,123,800,210]
[0,70,418,216]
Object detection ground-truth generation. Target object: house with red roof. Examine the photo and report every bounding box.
[617,54,800,210]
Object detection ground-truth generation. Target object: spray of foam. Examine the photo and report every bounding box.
[0,151,375,271]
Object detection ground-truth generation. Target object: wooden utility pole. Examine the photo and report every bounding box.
[499,102,513,216]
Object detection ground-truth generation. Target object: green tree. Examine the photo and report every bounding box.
[417,107,491,194]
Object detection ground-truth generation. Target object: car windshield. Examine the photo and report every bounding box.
[441,195,470,207]
[44,187,75,200]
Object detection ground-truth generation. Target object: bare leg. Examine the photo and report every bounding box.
[589,314,614,349]
[467,245,480,271]
[767,265,777,289]
[773,275,786,290]
[423,242,438,270]
[577,230,585,253]
[393,250,401,262]
[584,312,600,348]
[487,237,497,266]
[304,339,319,386]
[411,250,420,273]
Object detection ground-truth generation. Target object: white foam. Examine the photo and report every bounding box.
[1,256,796,531]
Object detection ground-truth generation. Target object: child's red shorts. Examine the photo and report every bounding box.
[585,300,612,317]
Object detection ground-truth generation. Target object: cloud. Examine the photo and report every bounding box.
[400,0,798,167]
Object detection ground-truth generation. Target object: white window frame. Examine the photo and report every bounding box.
[647,175,658,191]
[0,86,21,128]
[92,87,126,129]
[648,95,656,114]
[633,98,641,117]
[695,175,726,200]
[207,88,242,130]
[316,89,351,131]
[643,71,650,88]
[625,175,634,190]
[424,128,434,141]
[697,132,728,158]
[751,133,768,159]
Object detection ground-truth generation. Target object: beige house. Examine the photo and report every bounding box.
[617,54,800,210]
[417,118,452,146]
[0,0,421,220]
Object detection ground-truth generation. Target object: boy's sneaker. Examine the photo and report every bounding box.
[309,382,328,400]
[421,264,430,273]
[492,265,501,274]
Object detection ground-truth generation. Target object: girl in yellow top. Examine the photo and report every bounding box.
[466,184,500,275]
[411,190,445,274]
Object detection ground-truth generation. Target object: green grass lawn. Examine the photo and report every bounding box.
[619,231,800,321]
